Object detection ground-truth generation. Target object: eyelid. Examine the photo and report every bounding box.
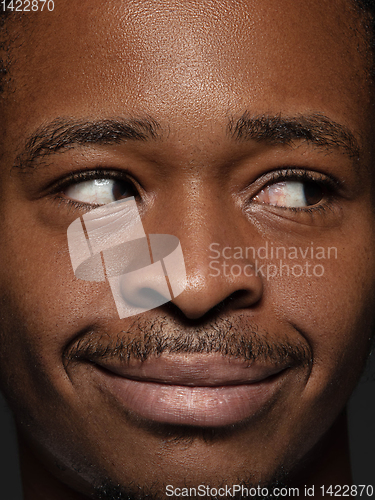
[249,168,340,204]
[47,168,137,192]
[47,168,140,210]
[243,167,341,218]
[258,168,340,190]
[44,168,141,194]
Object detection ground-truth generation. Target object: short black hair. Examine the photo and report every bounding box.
[0,1,17,94]
[355,1,375,56]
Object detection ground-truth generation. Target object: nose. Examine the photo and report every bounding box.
[71,195,264,320]
[149,196,264,320]
[111,236,263,320]
[108,211,263,320]
[170,242,263,320]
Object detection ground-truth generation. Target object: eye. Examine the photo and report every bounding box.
[64,178,136,205]
[253,179,326,208]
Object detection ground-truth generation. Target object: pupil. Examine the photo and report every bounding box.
[303,182,324,206]
[112,181,131,200]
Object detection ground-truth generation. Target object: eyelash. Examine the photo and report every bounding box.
[49,166,339,218]
[250,168,339,213]
[50,168,138,210]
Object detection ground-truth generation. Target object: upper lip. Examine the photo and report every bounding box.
[93,353,288,386]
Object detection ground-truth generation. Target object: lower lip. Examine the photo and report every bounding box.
[94,369,285,427]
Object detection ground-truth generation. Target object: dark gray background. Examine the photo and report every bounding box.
[0,351,373,499]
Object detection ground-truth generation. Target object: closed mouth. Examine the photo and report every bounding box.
[89,353,291,427]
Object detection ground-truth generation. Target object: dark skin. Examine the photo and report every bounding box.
[0,0,375,498]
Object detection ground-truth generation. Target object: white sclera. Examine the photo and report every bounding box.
[65,179,117,205]
[268,181,306,207]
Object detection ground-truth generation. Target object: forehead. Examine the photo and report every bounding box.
[1,0,373,149]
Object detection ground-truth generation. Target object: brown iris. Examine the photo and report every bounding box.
[303,181,325,206]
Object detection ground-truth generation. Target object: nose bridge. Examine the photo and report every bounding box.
[157,180,264,319]
[168,176,246,268]
[180,199,234,275]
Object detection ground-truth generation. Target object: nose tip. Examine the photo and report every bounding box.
[169,265,264,320]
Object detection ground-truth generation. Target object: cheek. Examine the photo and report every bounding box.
[0,219,114,404]
[270,244,375,398]
[0,204,117,331]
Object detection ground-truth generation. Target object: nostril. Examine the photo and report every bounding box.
[167,273,264,320]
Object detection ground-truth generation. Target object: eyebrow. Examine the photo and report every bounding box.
[227,112,360,158]
[15,116,162,169]
[15,112,360,170]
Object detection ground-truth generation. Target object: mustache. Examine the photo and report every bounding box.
[64,314,312,369]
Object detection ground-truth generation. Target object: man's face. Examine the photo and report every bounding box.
[0,0,375,497]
